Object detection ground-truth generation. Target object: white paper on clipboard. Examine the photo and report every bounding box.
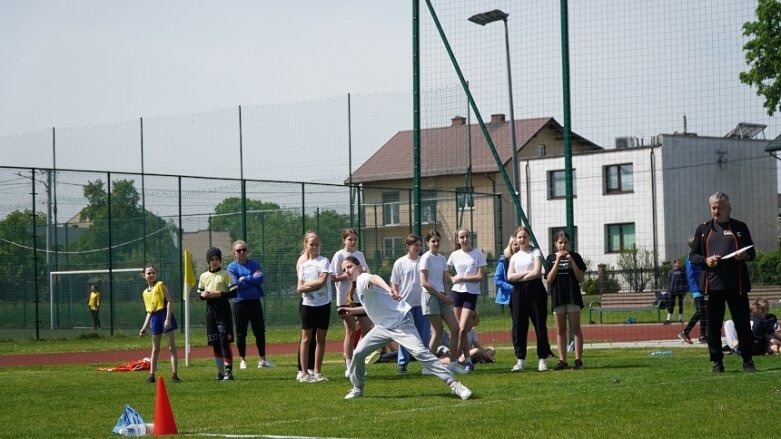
[721,245,753,260]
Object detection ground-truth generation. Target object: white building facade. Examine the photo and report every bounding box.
[518,134,776,269]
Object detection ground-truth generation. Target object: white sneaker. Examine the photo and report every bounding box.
[448,362,467,375]
[344,387,364,400]
[295,371,305,381]
[298,374,316,383]
[258,360,274,368]
[450,381,473,400]
[239,360,248,370]
[313,374,329,382]
[538,359,548,372]
[511,359,525,372]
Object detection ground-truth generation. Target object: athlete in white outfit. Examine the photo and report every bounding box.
[338,255,472,401]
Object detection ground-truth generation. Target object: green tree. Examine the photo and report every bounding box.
[0,209,47,297]
[210,197,350,294]
[748,246,781,284]
[616,246,655,293]
[740,0,781,116]
[70,179,177,269]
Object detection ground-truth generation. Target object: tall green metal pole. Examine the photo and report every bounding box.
[107,173,114,336]
[412,0,421,238]
[239,106,247,241]
[140,117,147,264]
[560,0,575,350]
[347,93,354,228]
[31,169,40,340]
[560,0,574,246]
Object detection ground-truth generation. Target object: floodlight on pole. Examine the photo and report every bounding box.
[469,9,521,225]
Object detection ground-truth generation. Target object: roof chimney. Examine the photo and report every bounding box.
[490,113,506,124]
[451,116,466,127]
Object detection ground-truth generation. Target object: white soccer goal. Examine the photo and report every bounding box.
[49,268,142,329]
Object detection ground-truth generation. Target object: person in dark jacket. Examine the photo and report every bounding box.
[664,259,688,324]
[689,192,756,373]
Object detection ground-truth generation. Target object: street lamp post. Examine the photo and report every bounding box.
[469,9,521,225]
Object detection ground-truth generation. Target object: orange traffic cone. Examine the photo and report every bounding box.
[153,376,178,435]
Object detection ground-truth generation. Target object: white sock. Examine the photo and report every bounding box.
[345,359,352,370]
[666,313,672,321]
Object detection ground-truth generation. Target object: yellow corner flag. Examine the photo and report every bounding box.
[183,249,196,300]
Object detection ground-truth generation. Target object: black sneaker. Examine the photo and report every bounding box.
[573,360,585,370]
[722,344,732,352]
[216,373,225,381]
[396,365,407,375]
[223,372,235,381]
[743,361,757,373]
[552,361,569,371]
[170,375,181,383]
[711,361,725,373]
[662,320,672,325]
[698,336,707,344]
[146,375,155,384]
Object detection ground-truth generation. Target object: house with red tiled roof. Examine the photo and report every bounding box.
[350,114,602,263]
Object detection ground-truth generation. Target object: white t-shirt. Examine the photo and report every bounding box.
[298,255,333,307]
[356,273,411,329]
[331,249,369,306]
[420,251,447,293]
[390,256,421,307]
[509,248,543,276]
[447,248,487,295]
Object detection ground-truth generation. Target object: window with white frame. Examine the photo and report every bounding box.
[547,169,576,199]
[456,186,474,210]
[382,192,400,226]
[604,163,633,194]
[605,223,635,253]
[421,190,437,224]
[383,237,404,259]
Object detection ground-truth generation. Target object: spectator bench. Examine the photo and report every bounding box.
[588,292,662,324]
[747,285,781,308]
[587,286,781,325]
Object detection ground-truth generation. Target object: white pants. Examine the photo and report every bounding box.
[724,320,738,348]
[349,313,454,389]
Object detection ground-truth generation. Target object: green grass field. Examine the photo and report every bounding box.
[1,345,779,438]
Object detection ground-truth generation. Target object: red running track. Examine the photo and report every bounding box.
[0,323,687,367]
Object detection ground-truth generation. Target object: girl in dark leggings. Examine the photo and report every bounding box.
[507,226,552,372]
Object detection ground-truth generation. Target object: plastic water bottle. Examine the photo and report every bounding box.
[119,424,147,436]
[649,351,673,358]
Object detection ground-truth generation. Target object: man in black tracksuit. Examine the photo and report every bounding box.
[689,192,756,373]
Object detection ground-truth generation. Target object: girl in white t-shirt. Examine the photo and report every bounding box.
[296,231,332,383]
[447,227,487,373]
[331,228,371,377]
[338,255,472,401]
[507,226,552,372]
[390,234,430,374]
[420,229,462,371]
